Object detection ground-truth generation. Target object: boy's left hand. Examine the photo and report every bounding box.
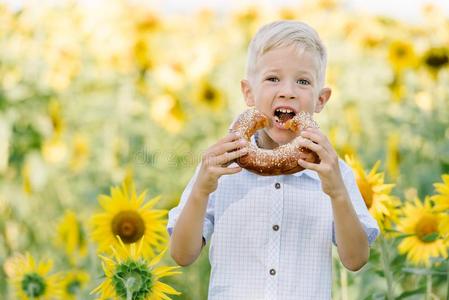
[296,127,346,199]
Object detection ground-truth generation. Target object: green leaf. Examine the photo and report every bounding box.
[396,287,426,299]
[362,292,387,300]
[402,267,445,276]
[394,233,415,240]
[374,270,385,277]
[429,256,448,264]
[421,232,440,242]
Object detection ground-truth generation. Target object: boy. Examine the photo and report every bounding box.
[168,20,379,299]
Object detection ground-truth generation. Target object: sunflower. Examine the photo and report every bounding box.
[431,174,449,212]
[315,0,339,10]
[387,40,417,72]
[150,93,186,134]
[42,135,68,164]
[232,5,261,40]
[69,134,90,172]
[343,102,362,134]
[6,253,60,300]
[422,46,449,77]
[153,64,186,91]
[133,36,153,72]
[133,9,161,34]
[55,210,88,264]
[397,197,449,266]
[387,69,408,102]
[61,270,90,299]
[48,99,64,135]
[277,7,298,21]
[193,77,226,111]
[91,238,181,300]
[91,178,168,258]
[386,132,400,180]
[345,155,400,234]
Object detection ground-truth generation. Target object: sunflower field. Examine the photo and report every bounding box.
[1,0,449,299]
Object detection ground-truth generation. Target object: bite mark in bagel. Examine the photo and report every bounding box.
[230,108,320,176]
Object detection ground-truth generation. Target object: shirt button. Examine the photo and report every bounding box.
[274,182,281,189]
[272,224,279,231]
[269,268,276,275]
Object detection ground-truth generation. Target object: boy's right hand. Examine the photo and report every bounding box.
[193,132,248,197]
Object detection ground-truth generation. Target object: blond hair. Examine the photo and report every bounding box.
[246,20,327,88]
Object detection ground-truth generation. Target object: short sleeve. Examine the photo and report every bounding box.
[167,164,215,244]
[332,160,380,246]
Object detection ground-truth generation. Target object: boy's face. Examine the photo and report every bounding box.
[241,45,331,149]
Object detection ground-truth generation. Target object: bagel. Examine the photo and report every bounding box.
[230,108,320,175]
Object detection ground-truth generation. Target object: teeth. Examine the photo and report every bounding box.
[275,108,294,113]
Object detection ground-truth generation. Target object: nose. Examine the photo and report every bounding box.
[278,80,296,100]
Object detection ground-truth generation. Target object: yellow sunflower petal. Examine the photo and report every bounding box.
[153,281,181,295]
[90,177,168,257]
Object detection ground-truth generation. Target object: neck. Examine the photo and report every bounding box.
[256,130,280,150]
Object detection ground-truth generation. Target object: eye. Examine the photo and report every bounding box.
[297,79,310,85]
[266,77,279,82]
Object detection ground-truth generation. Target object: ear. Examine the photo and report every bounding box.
[241,79,255,106]
[314,87,331,113]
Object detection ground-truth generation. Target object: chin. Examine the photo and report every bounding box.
[266,128,297,146]
[276,136,295,146]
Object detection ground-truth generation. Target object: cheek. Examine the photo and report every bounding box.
[254,89,272,106]
[299,91,318,112]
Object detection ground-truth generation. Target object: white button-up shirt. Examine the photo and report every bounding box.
[168,137,379,300]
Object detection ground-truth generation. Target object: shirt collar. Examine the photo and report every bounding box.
[249,133,320,181]
[293,169,320,180]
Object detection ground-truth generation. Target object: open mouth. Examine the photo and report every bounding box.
[274,108,296,125]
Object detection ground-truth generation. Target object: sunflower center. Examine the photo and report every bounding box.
[203,87,216,103]
[66,279,81,295]
[415,215,439,243]
[112,260,153,300]
[360,182,374,209]
[111,211,146,244]
[395,47,407,58]
[21,273,46,297]
[425,49,449,69]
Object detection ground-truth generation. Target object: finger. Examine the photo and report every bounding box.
[210,134,245,156]
[216,138,248,155]
[296,137,329,161]
[209,140,248,164]
[303,127,320,134]
[214,147,249,166]
[300,129,324,145]
[211,165,243,176]
[297,158,320,172]
[203,146,246,166]
[301,128,333,152]
[218,131,242,144]
[205,132,243,159]
[301,127,331,145]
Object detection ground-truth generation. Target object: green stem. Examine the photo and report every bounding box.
[27,284,35,300]
[446,258,449,300]
[125,277,135,300]
[126,289,133,300]
[379,237,395,300]
[340,266,348,300]
[426,273,432,300]
[0,220,12,295]
[1,224,13,256]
